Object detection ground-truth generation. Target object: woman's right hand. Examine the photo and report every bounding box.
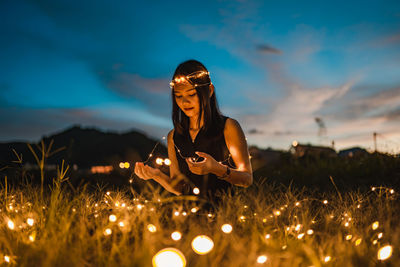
[134,162,161,180]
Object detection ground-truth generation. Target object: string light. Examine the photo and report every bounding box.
[27,218,34,226]
[7,220,15,230]
[104,228,112,236]
[171,231,182,241]
[221,224,233,234]
[109,214,117,222]
[257,255,268,264]
[169,70,210,89]
[193,187,200,195]
[324,256,331,262]
[377,245,392,261]
[191,235,214,255]
[147,224,157,233]
[152,248,186,267]
[372,221,379,230]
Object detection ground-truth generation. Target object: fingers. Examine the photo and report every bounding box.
[195,151,209,158]
[135,162,151,180]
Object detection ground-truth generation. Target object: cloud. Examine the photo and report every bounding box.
[256,44,282,55]
[0,106,171,143]
[107,73,172,118]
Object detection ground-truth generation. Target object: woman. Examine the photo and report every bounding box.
[134,59,252,202]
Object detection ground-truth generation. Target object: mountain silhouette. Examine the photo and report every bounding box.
[0,125,167,169]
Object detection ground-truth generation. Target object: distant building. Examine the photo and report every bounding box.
[248,146,283,170]
[338,147,369,158]
[290,143,337,158]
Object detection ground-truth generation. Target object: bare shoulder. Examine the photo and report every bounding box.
[224,118,244,136]
[167,129,175,141]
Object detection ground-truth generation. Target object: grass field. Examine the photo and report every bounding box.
[0,170,398,267]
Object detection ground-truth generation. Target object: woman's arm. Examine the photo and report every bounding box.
[216,118,253,187]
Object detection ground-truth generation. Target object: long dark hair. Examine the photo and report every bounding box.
[171,59,225,136]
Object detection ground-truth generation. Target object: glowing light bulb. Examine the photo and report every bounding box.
[106,191,110,195]
[346,235,352,240]
[193,187,200,195]
[372,221,379,230]
[344,222,350,227]
[257,255,267,264]
[171,231,182,241]
[295,202,300,206]
[377,245,392,261]
[156,158,164,165]
[307,229,314,235]
[292,140,298,147]
[147,224,157,233]
[7,220,15,230]
[221,224,233,234]
[136,204,143,210]
[27,218,34,226]
[324,256,331,262]
[152,248,186,267]
[29,234,35,242]
[4,256,10,263]
[119,162,125,169]
[265,234,271,239]
[164,158,171,166]
[390,189,394,194]
[191,207,198,213]
[104,228,112,235]
[274,211,281,216]
[174,211,180,216]
[323,200,328,204]
[109,214,117,222]
[191,235,214,255]
[124,162,130,168]
[119,221,125,227]
[297,233,305,239]
[295,224,302,232]
[378,233,383,239]
[355,238,362,246]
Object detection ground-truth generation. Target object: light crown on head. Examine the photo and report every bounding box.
[170,70,211,89]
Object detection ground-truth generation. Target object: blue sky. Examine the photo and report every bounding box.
[1,0,400,153]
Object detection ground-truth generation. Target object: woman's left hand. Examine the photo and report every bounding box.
[185,151,218,175]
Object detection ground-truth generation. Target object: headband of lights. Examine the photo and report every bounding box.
[169,70,211,89]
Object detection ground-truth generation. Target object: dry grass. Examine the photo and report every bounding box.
[0,172,399,266]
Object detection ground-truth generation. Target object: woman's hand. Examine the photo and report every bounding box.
[185,151,218,175]
[134,162,161,180]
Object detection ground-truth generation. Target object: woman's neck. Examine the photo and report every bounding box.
[189,114,204,130]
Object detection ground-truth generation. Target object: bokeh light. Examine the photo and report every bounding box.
[191,235,214,255]
[152,248,186,267]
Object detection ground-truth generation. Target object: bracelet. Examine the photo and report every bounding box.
[218,166,231,180]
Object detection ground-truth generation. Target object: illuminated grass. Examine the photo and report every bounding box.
[0,179,399,266]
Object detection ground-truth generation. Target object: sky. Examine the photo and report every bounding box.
[1,0,400,153]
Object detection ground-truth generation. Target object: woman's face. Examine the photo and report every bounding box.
[173,80,200,118]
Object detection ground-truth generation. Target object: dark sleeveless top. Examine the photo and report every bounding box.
[173,116,235,202]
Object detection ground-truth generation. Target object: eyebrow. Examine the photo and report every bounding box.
[174,88,196,94]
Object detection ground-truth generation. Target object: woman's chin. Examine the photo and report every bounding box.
[183,109,197,117]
